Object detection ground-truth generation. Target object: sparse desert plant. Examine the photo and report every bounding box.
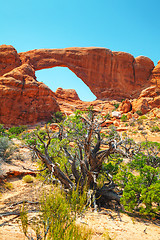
[136,110,143,116]
[26,109,160,218]
[0,137,16,160]
[121,114,127,122]
[150,126,160,132]
[138,115,147,120]
[4,182,13,190]
[23,175,34,183]
[113,103,119,109]
[0,124,8,137]
[8,125,27,137]
[20,189,91,240]
[52,111,65,123]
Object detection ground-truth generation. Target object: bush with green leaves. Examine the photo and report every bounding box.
[20,188,91,240]
[0,124,8,137]
[113,141,160,217]
[26,109,160,218]
[121,114,127,122]
[8,125,27,137]
[150,126,160,132]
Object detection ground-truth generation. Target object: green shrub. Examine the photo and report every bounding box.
[136,110,143,116]
[23,175,34,183]
[150,126,160,132]
[121,114,127,122]
[4,182,13,190]
[0,124,7,137]
[20,188,91,240]
[138,115,147,120]
[8,125,27,136]
[52,111,65,123]
[113,103,120,109]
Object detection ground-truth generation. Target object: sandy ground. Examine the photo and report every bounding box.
[0,177,160,240]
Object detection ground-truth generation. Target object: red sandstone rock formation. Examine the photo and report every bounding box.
[0,45,159,125]
[118,99,132,113]
[0,45,21,76]
[19,47,155,100]
[0,63,59,125]
[55,87,80,101]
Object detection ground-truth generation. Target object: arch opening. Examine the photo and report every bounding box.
[36,67,96,101]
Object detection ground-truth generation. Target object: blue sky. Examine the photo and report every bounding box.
[1,0,160,101]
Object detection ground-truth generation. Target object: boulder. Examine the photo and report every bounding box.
[55,87,80,101]
[112,111,122,118]
[118,99,132,113]
[132,98,150,115]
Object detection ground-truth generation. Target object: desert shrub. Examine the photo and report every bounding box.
[138,115,147,120]
[113,103,120,109]
[114,141,160,217]
[23,175,34,183]
[136,110,143,116]
[121,114,127,122]
[8,125,27,137]
[52,111,65,123]
[104,113,111,120]
[0,137,16,160]
[20,189,91,240]
[0,124,8,137]
[4,182,14,190]
[150,126,160,132]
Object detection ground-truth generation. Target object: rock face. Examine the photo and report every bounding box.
[55,87,80,101]
[19,47,155,100]
[0,45,21,76]
[0,63,59,125]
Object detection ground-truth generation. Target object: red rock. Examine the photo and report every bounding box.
[116,127,128,131]
[150,60,160,87]
[19,47,154,100]
[118,99,132,113]
[0,64,59,126]
[55,87,80,101]
[101,120,113,127]
[113,120,120,127]
[132,98,150,115]
[0,45,21,76]
[127,112,133,120]
[0,45,159,126]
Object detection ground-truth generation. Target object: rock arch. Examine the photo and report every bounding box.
[0,45,159,126]
[19,47,155,99]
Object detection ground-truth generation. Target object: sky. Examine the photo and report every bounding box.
[1,0,160,101]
